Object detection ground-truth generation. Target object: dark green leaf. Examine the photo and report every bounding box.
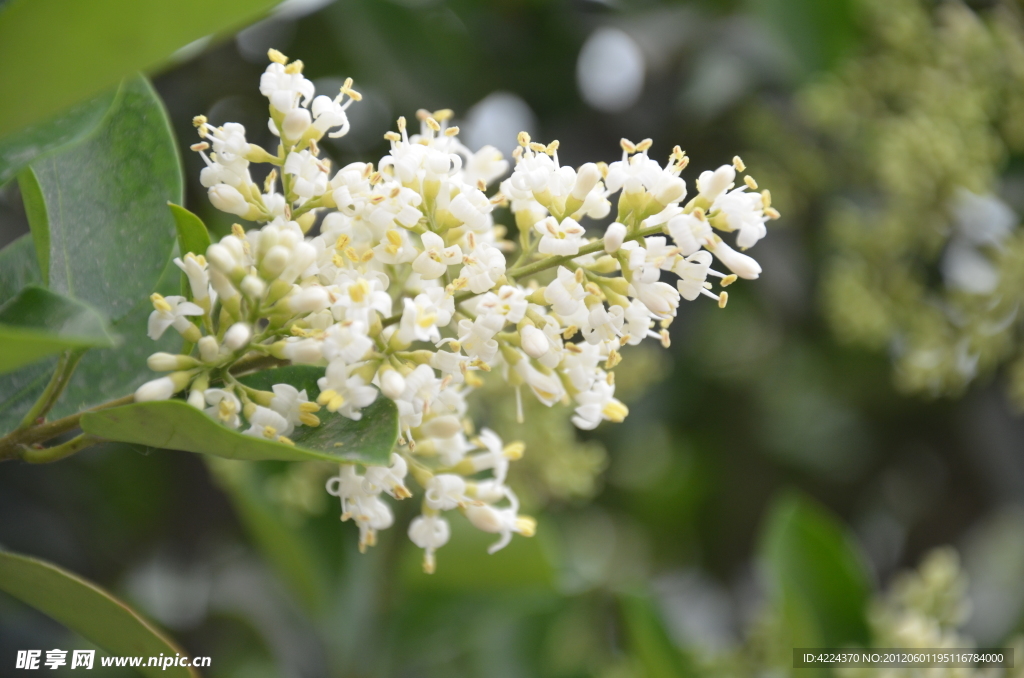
[206,458,327,615]
[0,549,198,678]
[0,235,41,305]
[761,492,871,649]
[82,366,399,464]
[0,0,280,140]
[0,286,116,374]
[619,591,698,678]
[169,203,211,257]
[0,90,116,186]
[749,0,861,79]
[29,76,182,322]
[16,167,49,283]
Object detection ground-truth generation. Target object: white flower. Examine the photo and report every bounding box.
[536,216,586,256]
[326,465,394,551]
[332,276,392,325]
[204,388,242,429]
[571,378,628,430]
[459,241,506,294]
[515,360,565,407]
[208,184,251,217]
[412,232,462,280]
[449,188,494,233]
[631,280,679,319]
[288,285,330,314]
[667,213,713,256]
[696,164,735,203]
[708,238,761,280]
[520,324,549,359]
[174,254,210,301]
[363,453,411,499]
[463,489,535,554]
[675,250,713,301]
[269,383,320,429]
[543,266,586,316]
[284,150,329,199]
[472,285,528,324]
[147,295,203,340]
[135,376,177,402]
[457,314,504,363]
[223,322,252,351]
[582,303,624,345]
[408,514,451,573]
[379,369,407,400]
[311,93,353,138]
[462,145,509,186]
[465,428,521,484]
[317,362,379,420]
[280,337,324,364]
[260,61,314,114]
[399,294,444,344]
[425,474,468,511]
[243,406,291,440]
[622,299,657,345]
[713,187,767,249]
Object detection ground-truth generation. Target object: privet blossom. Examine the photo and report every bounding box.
[136,49,778,572]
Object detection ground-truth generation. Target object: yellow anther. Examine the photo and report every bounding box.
[732,155,746,172]
[150,293,172,313]
[277,435,295,446]
[660,329,671,348]
[386,230,403,247]
[721,274,737,287]
[563,325,578,340]
[299,413,321,427]
[397,116,407,132]
[192,115,208,128]
[605,349,622,369]
[425,117,441,132]
[528,142,546,153]
[264,169,277,193]
[445,126,460,137]
[693,207,706,222]
[331,253,345,268]
[348,279,370,302]
[335,234,351,250]
[517,131,531,147]
[433,109,454,121]
[596,161,609,177]
[190,142,210,152]
[284,60,304,74]
[635,138,653,152]
[585,282,602,297]
[545,140,560,155]
[262,425,278,439]
[341,77,362,101]
[361,250,374,262]
[516,516,537,537]
[620,138,636,154]
[601,399,629,423]
[232,223,246,239]
[766,207,781,220]
[574,268,585,284]
[503,441,525,460]
[317,389,338,406]
[761,189,772,208]
[384,131,401,142]
[344,246,360,261]
[718,290,729,309]
[267,48,288,64]
[744,175,758,190]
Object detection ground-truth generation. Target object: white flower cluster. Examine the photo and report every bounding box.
[135,49,777,572]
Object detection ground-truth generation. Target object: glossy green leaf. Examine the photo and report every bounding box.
[0,0,280,140]
[761,492,871,649]
[0,249,181,436]
[81,366,399,464]
[29,76,182,322]
[0,286,116,374]
[619,591,698,678]
[206,458,327,615]
[0,549,198,678]
[17,167,49,283]
[0,234,41,305]
[0,89,116,186]
[169,203,212,257]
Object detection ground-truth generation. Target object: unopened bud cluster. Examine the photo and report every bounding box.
[137,49,777,571]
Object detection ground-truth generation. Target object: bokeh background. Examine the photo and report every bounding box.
[3,0,1024,676]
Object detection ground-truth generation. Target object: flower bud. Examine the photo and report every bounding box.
[709,239,761,280]
[188,389,206,410]
[571,162,602,201]
[260,245,291,280]
[380,369,407,400]
[198,336,220,363]
[281,338,324,364]
[208,184,251,217]
[465,504,503,533]
[206,244,238,273]
[653,176,687,206]
[288,286,330,314]
[224,322,252,351]
[147,352,199,372]
[520,325,549,359]
[421,415,462,439]
[134,371,192,402]
[283,107,312,140]
[604,222,627,253]
[240,274,266,299]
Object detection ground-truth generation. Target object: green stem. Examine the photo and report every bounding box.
[0,395,134,462]
[19,434,104,464]
[17,349,86,431]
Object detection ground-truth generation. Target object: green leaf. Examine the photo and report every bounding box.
[761,492,871,649]
[81,365,399,464]
[0,0,280,140]
[749,0,861,79]
[0,234,41,305]
[29,76,182,322]
[0,286,117,374]
[169,203,212,257]
[0,549,198,678]
[206,458,327,615]
[619,591,699,678]
[0,89,116,186]
[16,168,49,286]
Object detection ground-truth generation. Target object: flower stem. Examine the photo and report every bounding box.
[19,434,104,464]
[17,349,86,431]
